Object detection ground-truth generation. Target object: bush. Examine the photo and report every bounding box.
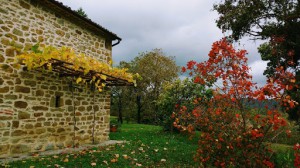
[271,122,300,145]
[157,79,212,131]
[173,39,296,167]
[294,143,300,167]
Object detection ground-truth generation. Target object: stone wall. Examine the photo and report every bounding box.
[0,0,113,158]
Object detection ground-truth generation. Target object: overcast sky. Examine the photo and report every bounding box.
[57,0,268,86]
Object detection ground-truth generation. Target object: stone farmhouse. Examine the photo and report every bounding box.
[0,0,128,158]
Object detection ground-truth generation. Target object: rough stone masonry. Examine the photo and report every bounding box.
[0,0,116,158]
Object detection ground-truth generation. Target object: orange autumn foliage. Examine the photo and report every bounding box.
[173,38,297,167]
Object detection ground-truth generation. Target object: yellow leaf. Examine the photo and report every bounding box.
[110,158,118,163]
[63,158,69,162]
[100,74,107,80]
[123,154,128,159]
[76,77,82,84]
[15,45,136,93]
[47,63,52,71]
[134,80,137,87]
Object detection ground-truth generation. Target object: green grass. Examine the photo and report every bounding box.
[5,124,198,168]
[271,143,295,168]
[110,124,199,167]
[4,124,297,168]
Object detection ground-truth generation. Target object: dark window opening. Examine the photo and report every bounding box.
[55,96,61,108]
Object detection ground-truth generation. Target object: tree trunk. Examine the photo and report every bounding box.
[118,96,123,124]
[137,95,142,123]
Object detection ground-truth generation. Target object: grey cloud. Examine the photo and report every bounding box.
[249,60,268,87]
[57,0,267,85]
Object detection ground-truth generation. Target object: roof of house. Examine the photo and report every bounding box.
[36,0,121,44]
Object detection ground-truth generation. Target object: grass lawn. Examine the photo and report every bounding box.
[270,143,295,167]
[4,123,297,167]
[5,124,199,168]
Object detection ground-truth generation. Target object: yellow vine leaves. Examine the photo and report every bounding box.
[15,44,140,92]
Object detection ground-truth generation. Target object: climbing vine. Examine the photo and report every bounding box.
[15,44,139,92]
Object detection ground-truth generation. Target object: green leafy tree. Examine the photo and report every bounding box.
[111,86,135,124]
[214,0,300,124]
[111,62,136,124]
[134,49,179,124]
[111,49,179,124]
[157,78,213,131]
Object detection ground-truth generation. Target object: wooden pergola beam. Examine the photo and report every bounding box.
[25,58,134,86]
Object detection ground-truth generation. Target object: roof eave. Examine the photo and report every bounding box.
[34,0,122,42]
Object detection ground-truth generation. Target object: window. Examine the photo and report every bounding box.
[55,96,61,108]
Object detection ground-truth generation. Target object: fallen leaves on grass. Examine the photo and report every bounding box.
[63,158,69,162]
[32,153,39,157]
[123,154,129,159]
[111,158,118,163]
[103,160,108,165]
[136,163,142,166]
[161,159,166,162]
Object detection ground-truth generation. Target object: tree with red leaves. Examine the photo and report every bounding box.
[174,38,296,167]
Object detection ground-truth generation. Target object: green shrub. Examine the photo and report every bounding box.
[157,78,212,131]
